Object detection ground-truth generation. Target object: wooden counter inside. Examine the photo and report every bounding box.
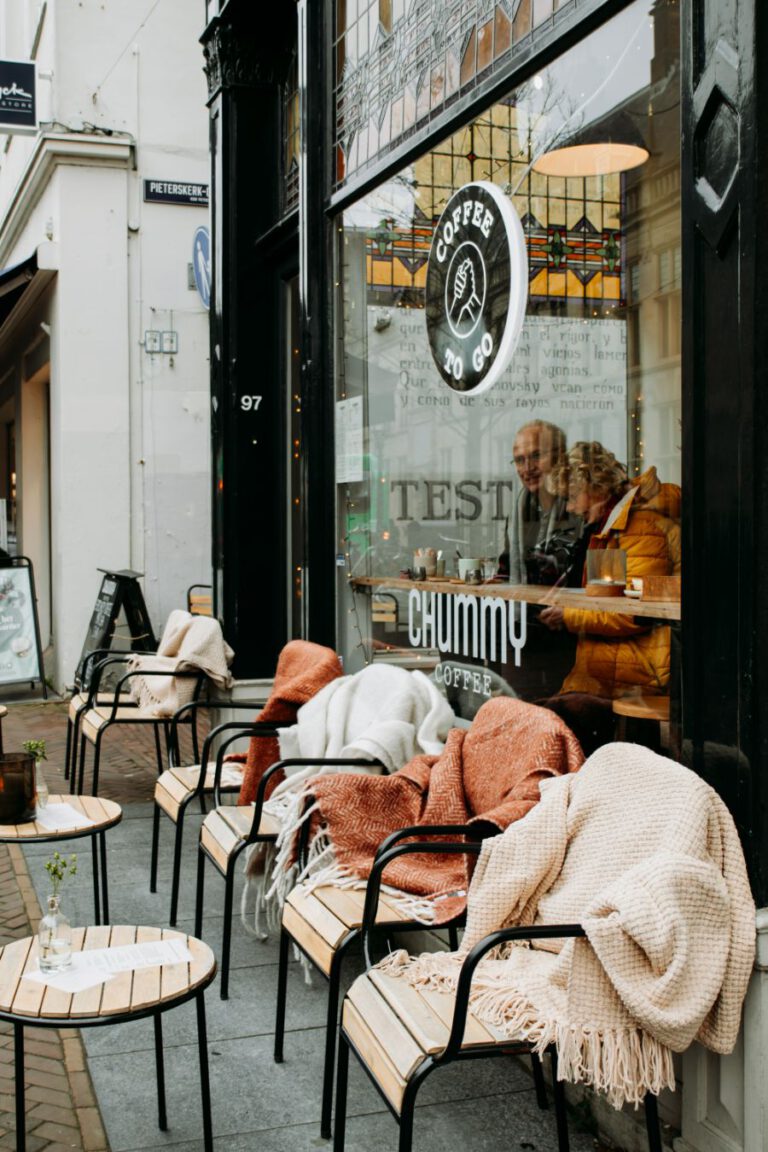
[350,576,681,622]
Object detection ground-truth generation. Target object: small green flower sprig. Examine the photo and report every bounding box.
[44,851,77,898]
[22,739,47,763]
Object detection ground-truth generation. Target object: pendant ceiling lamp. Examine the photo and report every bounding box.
[532,114,649,178]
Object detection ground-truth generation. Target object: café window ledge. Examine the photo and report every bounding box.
[349,576,681,622]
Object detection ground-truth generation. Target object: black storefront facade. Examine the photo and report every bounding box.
[201,3,767,1147]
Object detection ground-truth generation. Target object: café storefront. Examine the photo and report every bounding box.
[202,1,767,1148]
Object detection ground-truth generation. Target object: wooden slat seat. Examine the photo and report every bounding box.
[283,884,409,977]
[69,691,119,722]
[342,970,509,1113]
[81,705,161,744]
[154,762,244,821]
[199,805,279,874]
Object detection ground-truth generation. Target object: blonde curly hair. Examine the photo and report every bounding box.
[547,441,628,501]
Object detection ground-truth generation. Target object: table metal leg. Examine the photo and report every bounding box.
[91,837,102,925]
[14,1021,25,1152]
[99,831,110,923]
[154,1013,168,1130]
[196,992,214,1152]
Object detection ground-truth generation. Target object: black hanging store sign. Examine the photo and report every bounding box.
[0,59,37,134]
[426,181,528,395]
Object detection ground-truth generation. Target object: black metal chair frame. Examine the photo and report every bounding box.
[150,700,269,926]
[73,656,206,796]
[64,647,140,783]
[334,837,664,1152]
[275,821,478,1140]
[195,753,382,1001]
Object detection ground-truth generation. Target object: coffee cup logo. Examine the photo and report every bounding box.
[426,181,528,395]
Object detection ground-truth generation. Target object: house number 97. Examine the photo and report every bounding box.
[240,395,263,411]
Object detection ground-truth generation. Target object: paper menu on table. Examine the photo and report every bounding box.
[34,803,96,831]
[22,938,194,993]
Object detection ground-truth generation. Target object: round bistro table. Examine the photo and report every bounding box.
[0,925,217,1152]
[0,794,121,924]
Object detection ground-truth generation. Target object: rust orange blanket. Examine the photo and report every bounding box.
[237,641,343,805]
[282,697,584,923]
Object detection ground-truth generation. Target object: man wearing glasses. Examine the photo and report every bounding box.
[499,419,581,585]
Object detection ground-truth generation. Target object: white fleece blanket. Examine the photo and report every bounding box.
[272,665,454,785]
[379,742,756,1109]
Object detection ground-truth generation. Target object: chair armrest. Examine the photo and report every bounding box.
[210,725,282,807]
[362,837,483,968]
[442,923,586,1060]
[81,647,141,689]
[375,824,488,857]
[110,666,206,716]
[85,654,137,703]
[167,703,268,767]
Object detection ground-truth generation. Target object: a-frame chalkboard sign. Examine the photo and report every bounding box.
[75,569,158,689]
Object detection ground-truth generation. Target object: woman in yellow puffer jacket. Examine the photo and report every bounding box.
[539,442,680,699]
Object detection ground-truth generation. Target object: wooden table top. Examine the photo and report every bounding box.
[0,795,122,840]
[0,925,216,1022]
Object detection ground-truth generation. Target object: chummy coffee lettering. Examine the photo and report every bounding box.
[425,181,528,395]
[407,589,527,666]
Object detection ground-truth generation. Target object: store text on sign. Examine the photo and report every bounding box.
[407,589,527,666]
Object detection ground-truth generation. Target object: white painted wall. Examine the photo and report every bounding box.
[0,0,211,686]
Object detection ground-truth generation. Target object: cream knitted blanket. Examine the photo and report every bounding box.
[128,613,234,716]
[380,742,756,1108]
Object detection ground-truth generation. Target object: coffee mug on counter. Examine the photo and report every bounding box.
[458,558,482,582]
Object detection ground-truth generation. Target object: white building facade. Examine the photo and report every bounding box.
[0,0,212,689]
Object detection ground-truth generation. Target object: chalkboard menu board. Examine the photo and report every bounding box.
[75,570,157,688]
[0,557,46,695]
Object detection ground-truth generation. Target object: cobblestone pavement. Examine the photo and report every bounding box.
[0,695,208,1151]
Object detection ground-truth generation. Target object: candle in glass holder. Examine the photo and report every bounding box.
[585,548,627,596]
[0,754,37,823]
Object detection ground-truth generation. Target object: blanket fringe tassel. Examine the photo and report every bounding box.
[378,951,675,1110]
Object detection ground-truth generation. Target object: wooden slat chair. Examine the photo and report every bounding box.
[187,583,213,617]
[151,701,269,926]
[65,648,142,784]
[194,756,383,1001]
[275,824,471,1140]
[74,655,206,796]
[333,837,664,1152]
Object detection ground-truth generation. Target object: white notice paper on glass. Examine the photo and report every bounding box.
[23,938,194,994]
[336,397,364,483]
[34,803,96,831]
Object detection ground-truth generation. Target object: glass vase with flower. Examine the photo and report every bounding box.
[38,851,77,973]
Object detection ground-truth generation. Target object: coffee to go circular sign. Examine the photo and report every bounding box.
[426,181,528,395]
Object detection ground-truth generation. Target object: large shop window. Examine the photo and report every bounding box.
[336,0,681,747]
